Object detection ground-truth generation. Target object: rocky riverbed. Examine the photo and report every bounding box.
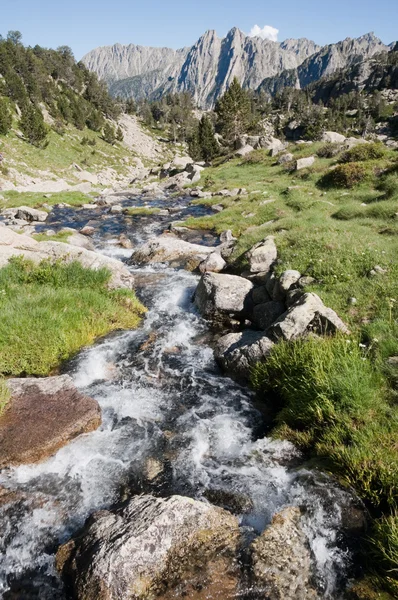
[0,193,365,599]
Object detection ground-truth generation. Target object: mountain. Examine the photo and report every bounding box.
[82,28,321,107]
[83,29,389,108]
[258,32,390,96]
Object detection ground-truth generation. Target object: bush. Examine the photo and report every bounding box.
[316,142,343,158]
[377,173,398,199]
[340,142,385,163]
[19,103,47,146]
[102,122,116,144]
[320,163,370,188]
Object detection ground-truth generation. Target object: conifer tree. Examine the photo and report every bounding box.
[102,122,116,144]
[0,98,12,135]
[215,77,251,143]
[197,115,218,161]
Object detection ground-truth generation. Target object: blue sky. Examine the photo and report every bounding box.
[2,0,397,59]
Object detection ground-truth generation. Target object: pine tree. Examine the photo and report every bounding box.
[198,115,218,161]
[19,103,47,146]
[0,98,12,135]
[215,78,251,143]
[102,122,116,144]
[116,126,124,142]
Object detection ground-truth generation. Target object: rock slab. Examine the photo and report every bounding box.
[0,376,101,468]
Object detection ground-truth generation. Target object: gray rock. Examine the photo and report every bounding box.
[245,236,278,274]
[273,269,301,301]
[79,226,95,237]
[298,276,316,288]
[321,131,346,143]
[199,252,226,274]
[235,144,254,157]
[277,153,294,165]
[252,301,286,331]
[214,330,274,380]
[251,507,318,600]
[269,293,350,341]
[171,155,194,170]
[211,204,224,212]
[12,206,48,222]
[118,233,133,249]
[194,273,254,323]
[252,285,271,305]
[130,235,215,270]
[219,230,236,243]
[286,288,305,307]
[56,494,239,600]
[110,205,123,214]
[295,156,315,170]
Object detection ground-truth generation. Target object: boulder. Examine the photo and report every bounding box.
[214,330,274,380]
[245,236,277,274]
[273,270,301,301]
[266,137,287,157]
[14,206,48,222]
[171,155,194,171]
[0,228,135,289]
[130,235,215,270]
[235,145,254,157]
[199,252,226,274]
[252,285,271,305]
[219,230,236,244]
[269,293,350,341]
[56,494,239,600]
[251,507,318,600]
[75,170,98,185]
[0,376,101,468]
[252,301,286,331]
[110,204,123,214]
[195,273,254,323]
[58,228,95,251]
[118,233,133,249]
[79,226,95,237]
[277,153,294,165]
[321,131,346,144]
[295,156,315,171]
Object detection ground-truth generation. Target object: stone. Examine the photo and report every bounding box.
[12,206,48,222]
[0,376,101,468]
[298,276,316,288]
[252,301,286,331]
[252,285,271,305]
[277,153,294,165]
[267,138,287,157]
[251,507,318,600]
[130,235,215,270]
[0,228,135,290]
[211,204,224,212]
[56,494,239,600]
[79,225,95,237]
[203,488,254,515]
[219,230,236,243]
[245,236,278,274]
[214,330,274,380]
[273,270,301,301]
[295,156,315,170]
[110,204,123,214]
[321,131,346,143]
[199,252,226,274]
[235,144,254,157]
[75,170,99,185]
[194,273,254,323]
[269,293,350,341]
[171,155,194,170]
[118,233,133,249]
[286,289,304,307]
[62,230,95,251]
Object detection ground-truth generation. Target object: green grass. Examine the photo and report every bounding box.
[0,190,91,210]
[33,231,72,243]
[124,206,162,216]
[183,145,398,594]
[0,257,146,376]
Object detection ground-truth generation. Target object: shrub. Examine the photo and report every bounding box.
[19,103,47,146]
[0,97,12,135]
[340,142,385,163]
[102,122,116,145]
[320,163,370,188]
[316,142,343,158]
[377,173,398,199]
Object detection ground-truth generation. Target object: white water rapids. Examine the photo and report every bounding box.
[0,212,358,599]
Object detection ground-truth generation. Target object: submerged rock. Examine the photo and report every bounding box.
[56,494,240,600]
[251,507,318,600]
[0,376,101,468]
[194,273,253,324]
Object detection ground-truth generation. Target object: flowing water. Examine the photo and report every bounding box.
[0,198,360,598]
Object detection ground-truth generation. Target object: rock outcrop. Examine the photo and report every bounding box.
[56,494,240,600]
[0,376,101,468]
[251,507,318,600]
[194,273,254,324]
[0,228,135,289]
[129,234,215,269]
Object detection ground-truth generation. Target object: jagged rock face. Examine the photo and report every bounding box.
[83,28,320,107]
[259,32,389,95]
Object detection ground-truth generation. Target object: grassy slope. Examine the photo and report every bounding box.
[0,257,146,377]
[183,143,398,597]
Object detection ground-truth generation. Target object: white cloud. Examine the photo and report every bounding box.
[249,24,279,42]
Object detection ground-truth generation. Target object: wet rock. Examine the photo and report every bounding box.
[269,293,350,341]
[130,235,214,270]
[110,204,123,214]
[199,252,226,274]
[245,236,278,274]
[79,225,95,236]
[214,330,274,380]
[204,488,254,515]
[0,228,135,289]
[56,494,240,600]
[251,507,318,600]
[0,376,101,468]
[252,301,286,331]
[194,273,254,324]
[118,233,133,249]
[295,156,315,171]
[144,458,164,481]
